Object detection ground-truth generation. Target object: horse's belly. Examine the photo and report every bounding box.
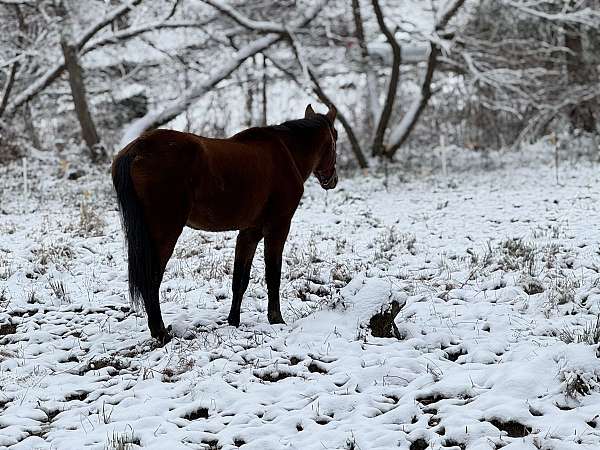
[186,198,262,232]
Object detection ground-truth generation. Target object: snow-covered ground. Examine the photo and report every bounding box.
[1,149,600,450]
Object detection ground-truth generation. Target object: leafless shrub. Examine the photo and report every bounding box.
[33,241,74,269]
[104,427,140,450]
[286,235,323,280]
[0,253,15,281]
[561,370,598,399]
[466,241,494,270]
[372,227,417,261]
[26,288,39,304]
[98,401,115,425]
[77,192,106,237]
[48,279,71,304]
[497,238,538,275]
[519,274,545,295]
[331,263,352,286]
[0,286,9,308]
[546,272,580,307]
[194,254,228,282]
[162,354,195,382]
[557,315,600,345]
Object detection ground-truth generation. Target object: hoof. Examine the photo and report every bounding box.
[152,325,172,346]
[268,314,285,325]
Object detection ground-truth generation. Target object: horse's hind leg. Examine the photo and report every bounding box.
[139,189,190,344]
[228,227,263,326]
[263,222,291,325]
[147,225,185,343]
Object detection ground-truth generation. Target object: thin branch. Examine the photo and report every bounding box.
[84,19,215,53]
[201,0,287,33]
[284,33,368,168]
[0,0,35,4]
[504,0,600,27]
[203,0,367,167]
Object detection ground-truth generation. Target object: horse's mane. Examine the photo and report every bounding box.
[270,115,331,133]
[232,115,330,142]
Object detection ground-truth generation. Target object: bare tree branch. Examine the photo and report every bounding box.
[504,0,600,27]
[199,0,368,167]
[201,0,287,33]
[0,0,35,4]
[4,0,142,116]
[283,32,368,168]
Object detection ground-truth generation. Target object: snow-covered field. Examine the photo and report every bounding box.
[1,150,600,450]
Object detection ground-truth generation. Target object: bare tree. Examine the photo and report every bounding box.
[61,36,103,160]
[201,0,368,167]
[120,0,328,146]
[455,0,599,147]
[4,0,142,116]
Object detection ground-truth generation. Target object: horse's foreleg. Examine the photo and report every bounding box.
[228,227,263,326]
[263,223,291,325]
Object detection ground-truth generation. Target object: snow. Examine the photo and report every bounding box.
[1,147,600,449]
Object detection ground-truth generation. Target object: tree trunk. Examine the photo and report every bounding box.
[565,26,597,133]
[61,37,103,161]
[22,102,40,150]
[0,62,18,118]
[244,60,255,128]
[261,54,268,126]
[386,47,438,156]
[385,0,466,157]
[352,0,379,134]
[370,0,402,157]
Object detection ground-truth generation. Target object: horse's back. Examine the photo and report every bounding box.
[116,128,301,233]
[187,131,288,231]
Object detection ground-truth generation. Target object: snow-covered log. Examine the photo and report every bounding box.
[340,276,407,339]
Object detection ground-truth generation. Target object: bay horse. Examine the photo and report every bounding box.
[112,104,338,344]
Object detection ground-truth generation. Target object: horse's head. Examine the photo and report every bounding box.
[305,104,338,190]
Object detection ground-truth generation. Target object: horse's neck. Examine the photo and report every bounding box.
[280,131,321,182]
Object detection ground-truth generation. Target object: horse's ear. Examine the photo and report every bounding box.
[326,104,337,122]
[305,104,316,118]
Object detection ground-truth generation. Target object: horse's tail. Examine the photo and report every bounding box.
[112,148,160,314]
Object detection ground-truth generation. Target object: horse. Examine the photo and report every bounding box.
[112,104,338,344]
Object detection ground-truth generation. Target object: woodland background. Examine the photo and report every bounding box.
[0,0,598,171]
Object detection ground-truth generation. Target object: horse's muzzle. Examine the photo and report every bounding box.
[318,171,338,190]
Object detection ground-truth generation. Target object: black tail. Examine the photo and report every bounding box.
[112,151,161,316]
